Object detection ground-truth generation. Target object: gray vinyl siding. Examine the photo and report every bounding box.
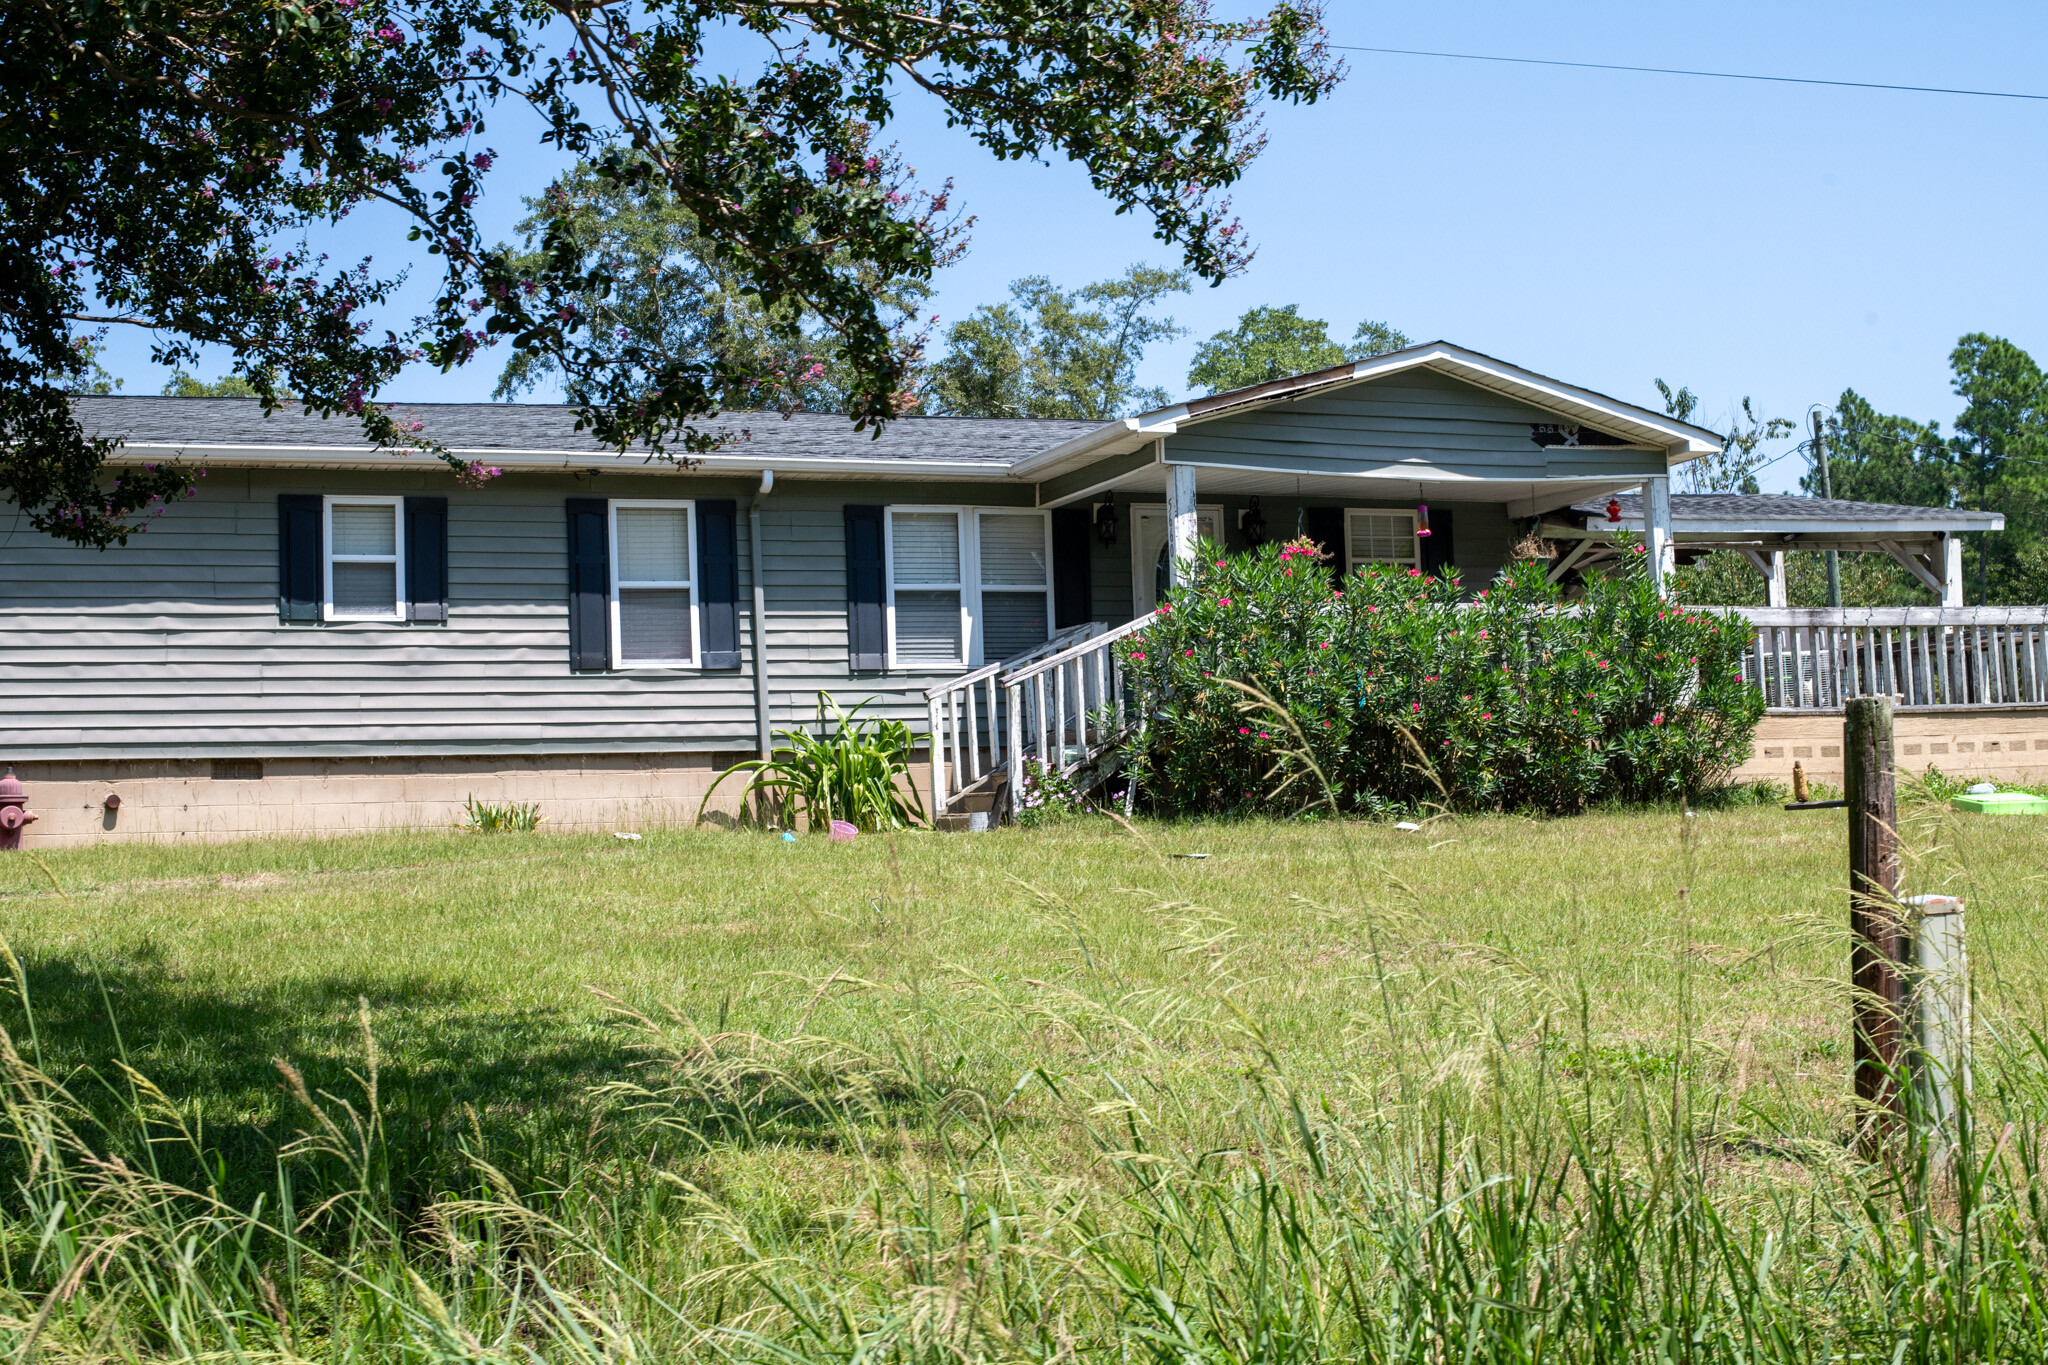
[1164,368,1668,482]
[0,469,1034,761]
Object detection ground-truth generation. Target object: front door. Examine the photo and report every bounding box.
[1131,504,1224,616]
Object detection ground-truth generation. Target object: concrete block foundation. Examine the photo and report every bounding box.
[4,753,932,848]
[1733,707,2048,788]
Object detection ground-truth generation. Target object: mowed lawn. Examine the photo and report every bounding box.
[4,802,2045,1191]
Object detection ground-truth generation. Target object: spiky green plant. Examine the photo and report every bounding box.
[697,691,927,832]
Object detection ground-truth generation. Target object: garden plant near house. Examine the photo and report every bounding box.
[1120,539,1765,815]
[698,692,926,832]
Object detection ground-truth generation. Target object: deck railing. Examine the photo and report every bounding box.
[926,603,2048,819]
[923,617,1155,818]
[997,614,1154,814]
[1727,606,2048,710]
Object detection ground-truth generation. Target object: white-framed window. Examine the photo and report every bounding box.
[324,496,405,621]
[609,499,697,668]
[974,509,1054,663]
[885,507,1055,668]
[886,507,969,668]
[1344,508,1421,572]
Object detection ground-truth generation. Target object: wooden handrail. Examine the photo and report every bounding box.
[998,612,1158,685]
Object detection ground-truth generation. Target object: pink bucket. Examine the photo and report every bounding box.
[828,820,858,843]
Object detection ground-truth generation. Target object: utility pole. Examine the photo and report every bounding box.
[1813,410,1842,608]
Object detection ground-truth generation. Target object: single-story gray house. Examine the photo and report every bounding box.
[0,341,1987,844]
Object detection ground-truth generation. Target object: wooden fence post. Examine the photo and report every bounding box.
[1904,894,1970,1138]
[1845,696,1907,1151]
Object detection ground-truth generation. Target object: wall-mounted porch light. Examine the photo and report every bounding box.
[1239,496,1267,547]
[1416,503,1433,539]
[1094,496,1120,547]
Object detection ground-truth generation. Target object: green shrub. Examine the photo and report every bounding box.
[1118,539,1766,815]
[698,692,928,832]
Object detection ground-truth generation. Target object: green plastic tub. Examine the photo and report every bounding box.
[1952,791,2048,815]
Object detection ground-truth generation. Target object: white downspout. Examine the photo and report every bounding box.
[749,470,775,759]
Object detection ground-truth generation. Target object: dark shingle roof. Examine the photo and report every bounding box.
[1573,492,2001,527]
[70,396,1098,465]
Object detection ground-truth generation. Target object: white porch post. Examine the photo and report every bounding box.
[1642,475,1674,595]
[1768,550,1788,608]
[1165,458,1198,590]
[1943,532,1966,607]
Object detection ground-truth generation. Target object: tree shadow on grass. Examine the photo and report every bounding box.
[2,949,930,1218]
[5,946,634,1212]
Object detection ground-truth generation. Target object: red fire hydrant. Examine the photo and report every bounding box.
[0,771,36,851]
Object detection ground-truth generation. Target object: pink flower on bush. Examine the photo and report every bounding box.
[1411,703,1421,713]
[1651,712,1665,725]
[1238,727,1250,734]
[1596,661,1609,670]
[1132,651,1146,660]
[1480,712,1493,720]
[1218,597,1231,606]
[1407,568,1421,577]
[1322,720,1331,727]
[1477,629,1489,639]
[1320,641,1331,649]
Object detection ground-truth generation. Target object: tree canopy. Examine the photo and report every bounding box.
[1656,380,1793,495]
[923,265,1190,419]
[1186,306,1410,394]
[7,0,1341,544]
[1796,337,2048,602]
[489,153,952,416]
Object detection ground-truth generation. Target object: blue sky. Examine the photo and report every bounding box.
[98,1,2048,494]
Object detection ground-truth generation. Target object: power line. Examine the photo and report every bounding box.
[1329,43,2048,102]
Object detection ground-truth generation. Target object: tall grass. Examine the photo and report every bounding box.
[4,755,2047,1360]
[3,881,2048,1362]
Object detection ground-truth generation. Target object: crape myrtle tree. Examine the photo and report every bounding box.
[6,0,1342,546]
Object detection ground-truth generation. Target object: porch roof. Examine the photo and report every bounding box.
[1552,493,2004,549]
[1011,340,1726,485]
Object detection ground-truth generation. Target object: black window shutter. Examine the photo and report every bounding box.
[277,493,323,623]
[844,504,886,671]
[1300,506,1345,585]
[405,496,449,624]
[1422,506,1456,579]
[565,498,611,672]
[1051,506,1093,628]
[696,499,741,669]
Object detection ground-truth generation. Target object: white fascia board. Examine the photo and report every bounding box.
[1007,413,1180,479]
[1564,517,1999,538]
[105,442,1013,481]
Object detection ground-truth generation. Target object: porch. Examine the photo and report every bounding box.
[927,603,2048,821]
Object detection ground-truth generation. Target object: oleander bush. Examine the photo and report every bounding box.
[1119,538,1766,815]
